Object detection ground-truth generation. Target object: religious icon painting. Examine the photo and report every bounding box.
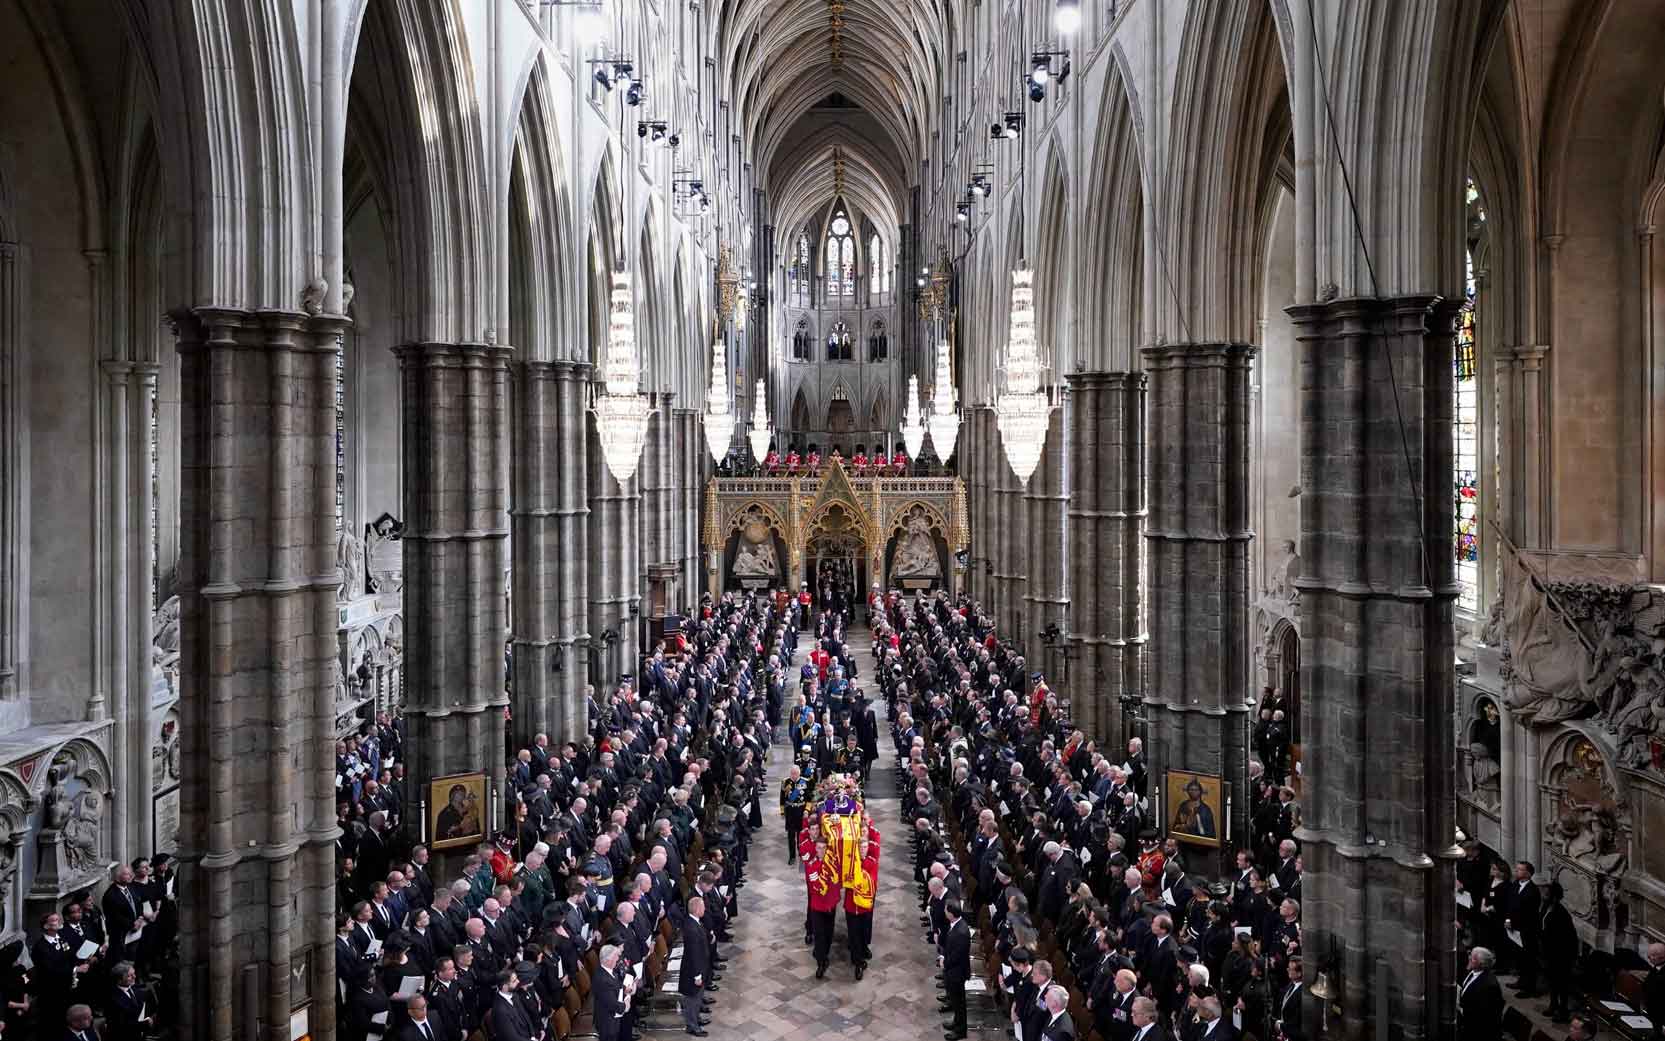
[429,771,487,851]
[1164,769,1224,848]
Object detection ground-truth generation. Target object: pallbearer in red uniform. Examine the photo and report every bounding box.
[785,448,801,473]
[843,830,881,977]
[890,449,908,474]
[804,833,842,978]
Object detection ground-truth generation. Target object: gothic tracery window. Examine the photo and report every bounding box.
[827,213,854,297]
[793,234,810,299]
[1455,178,1484,612]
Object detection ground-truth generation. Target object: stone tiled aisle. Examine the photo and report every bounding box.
[651,636,945,1041]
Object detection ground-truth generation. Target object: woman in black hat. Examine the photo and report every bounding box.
[0,939,30,1034]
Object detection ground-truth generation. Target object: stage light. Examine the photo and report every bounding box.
[1028,79,1046,103]
[1054,0,1081,34]
[956,204,969,223]
[1057,56,1072,86]
[651,124,666,142]
[636,121,648,138]
[668,133,681,148]
[991,122,1005,140]
[1031,54,1051,85]
[595,67,613,90]
[625,80,645,106]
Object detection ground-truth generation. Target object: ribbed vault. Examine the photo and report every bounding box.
[716,0,952,233]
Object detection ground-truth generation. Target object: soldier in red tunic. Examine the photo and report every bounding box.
[804,833,843,978]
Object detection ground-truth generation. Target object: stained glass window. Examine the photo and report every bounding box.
[335,341,346,533]
[828,213,854,296]
[869,234,883,294]
[1454,178,1484,611]
[794,234,810,297]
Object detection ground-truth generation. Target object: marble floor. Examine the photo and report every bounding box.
[644,636,963,1041]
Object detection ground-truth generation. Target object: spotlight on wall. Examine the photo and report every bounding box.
[667,132,681,148]
[1002,111,1024,138]
[625,78,646,106]
[1031,54,1052,85]
[970,173,993,198]
[1028,78,1046,103]
[1054,0,1081,34]
[956,201,970,223]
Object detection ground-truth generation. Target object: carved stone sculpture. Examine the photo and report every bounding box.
[43,767,70,831]
[733,520,779,578]
[365,514,404,594]
[63,790,102,872]
[0,842,16,932]
[893,514,941,577]
[1466,740,1500,811]
[337,530,365,603]
[1498,550,1665,764]
[301,277,327,316]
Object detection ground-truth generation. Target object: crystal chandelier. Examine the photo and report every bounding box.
[995,267,1053,485]
[592,270,654,482]
[899,375,926,459]
[747,378,773,462]
[701,338,733,462]
[927,336,960,462]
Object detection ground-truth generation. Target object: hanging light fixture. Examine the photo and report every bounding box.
[994,267,1054,485]
[900,375,927,459]
[928,336,961,462]
[592,270,654,482]
[701,338,733,462]
[747,378,773,462]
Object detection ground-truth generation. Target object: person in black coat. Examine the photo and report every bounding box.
[394,994,447,1041]
[1540,882,1579,1022]
[677,896,714,1036]
[487,974,537,1041]
[105,962,158,1041]
[1456,947,1504,1041]
[1645,942,1665,1041]
[940,902,972,1041]
[343,976,391,1041]
[426,958,470,1041]
[592,947,633,1041]
[1505,862,1541,997]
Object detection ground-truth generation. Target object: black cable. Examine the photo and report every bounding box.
[1302,0,1432,592]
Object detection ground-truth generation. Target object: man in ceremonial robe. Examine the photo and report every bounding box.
[780,766,811,864]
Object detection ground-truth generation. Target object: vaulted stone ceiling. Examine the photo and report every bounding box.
[715,0,952,234]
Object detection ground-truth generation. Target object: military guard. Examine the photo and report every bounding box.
[780,766,811,864]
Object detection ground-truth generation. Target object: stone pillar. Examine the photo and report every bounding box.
[396,342,511,850]
[175,309,343,1041]
[973,407,998,612]
[1024,404,1069,670]
[993,414,1029,643]
[511,360,591,746]
[101,358,160,859]
[676,409,705,605]
[1067,371,1146,744]
[587,402,641,693]
[1142,342,1255,858]
[1287,296,1460,1040]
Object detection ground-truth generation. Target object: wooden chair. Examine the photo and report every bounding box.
[564,984,583,1017]
[574,963,591,1000]
[552,1007,573,1040]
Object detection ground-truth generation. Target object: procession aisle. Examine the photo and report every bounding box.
[691,639,942,1041]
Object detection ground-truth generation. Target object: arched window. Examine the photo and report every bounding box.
[1455,178,1485,612]
[793,234,810,297]
[793,318,811,361]
[827,213,854,296]
[868,319,887,361]
[869,234,884,294]
[827,320,852,361]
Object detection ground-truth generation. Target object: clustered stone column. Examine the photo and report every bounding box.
[1024,405,1069,672]
[675,409,704,599]
[396,342,511,842]
[1287,296,1459,1039]
[966,407,999,616]
[993,416,1029,642]
[510,360,591,745]
[1142,342,1255,852]
[587,411,641,691]
[1066,371,1146,743]
[175,309,343,1041]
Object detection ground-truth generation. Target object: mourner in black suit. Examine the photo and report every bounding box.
[592,951,633,1041]
[676,897,714,1036]
[395,994,448,1041]
[1506,863,1541,998]
[1456,947,1504,1041]
[940,902,972,1041]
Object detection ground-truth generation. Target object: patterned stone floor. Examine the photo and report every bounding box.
[645,636,950,1041]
